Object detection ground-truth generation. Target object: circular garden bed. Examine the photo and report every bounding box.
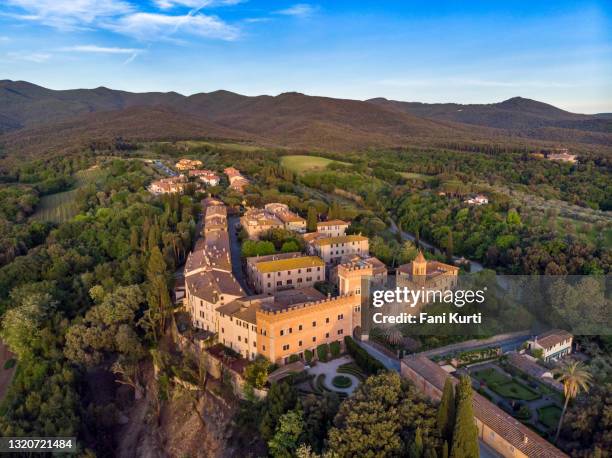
[332,375,353,388]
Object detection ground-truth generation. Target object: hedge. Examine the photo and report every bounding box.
[317,343,330,362]
[288,354,300,363]
[330,341,341,358]
[305,349,313,364]
[344,336,385,374]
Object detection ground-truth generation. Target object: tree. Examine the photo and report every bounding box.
[410,427,424,458]
[145,247,171,341]
[259,382,298,441]
[445,230,454,262]
[437,378,456,444]
[281,241,300,253]
[268,409,304,458]
[244,357,271,389]
[553,360,592,443]
[307,206,317,232]
[450,376,479,458]
[301,393,339,453]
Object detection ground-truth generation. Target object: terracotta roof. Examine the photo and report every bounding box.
[402,356,568,458]
[247,252,303,264]
[186,270,244,303]
[317,219,349,227]
[415,250,426,263]
[253,256,325,273]
[396,260,458,277]
[311,234,368,246]
[535,329,573,350]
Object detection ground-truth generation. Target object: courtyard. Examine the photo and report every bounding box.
[298,355,366,397]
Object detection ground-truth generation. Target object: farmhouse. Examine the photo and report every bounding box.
[175,158,203,170]
[526,329,573,362]
[240,208,284,239]
[401,355,568,458]
[264,203,307,233]
[189,169,220,186]
[307,234,369,265]
[316,219,350,237]
[246,252,325,294]
[465,194,489,205]
[148,175,188,194]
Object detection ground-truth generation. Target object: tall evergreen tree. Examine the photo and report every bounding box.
[307,206,317,232]
[437,378,456,444]
[450,376,479,458]
[145,246,171,341]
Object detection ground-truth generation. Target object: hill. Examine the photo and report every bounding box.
[367,96,612,139]
[0,80,610,159]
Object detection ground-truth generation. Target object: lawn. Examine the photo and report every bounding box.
[537,405,562,429]
[490,380,540,401]
[473,368,510,385]
[31,167,105,223]
[400,172,435,181]
[280,155,349,174]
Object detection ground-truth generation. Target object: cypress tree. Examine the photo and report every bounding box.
[437,378,456,443]
[450,376,479,458]
[307,206,317,232]
[441,441,449,458]
[410,427,424,458]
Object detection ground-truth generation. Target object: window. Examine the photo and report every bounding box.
[282,344,290,351]
[306,267,312,272]
[238,336,242,342]
[280,329,284,336]
[298,324,303,331]
[317,266,321,271]
[298,269,301,273]
[338,329,344,335]
[289,327,293,334]
[277,281,282,286]
[325,332,329,338]
[268,282,271,288]
[263,345,266,351]
[277,272,281,276]
[221,327,225,333]
[253,341,256,347]
[306,277,312,282]
[312,321,317,327]
[338,314,344,320]
[297,278,303,283]
[287,279,292,285]
[312,336,316,342]
[298,340,303,347]
[267,273,271,278]
[326,317,330,323]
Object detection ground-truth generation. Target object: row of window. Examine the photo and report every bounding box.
[279,314,344,336]
[265,266,321,278]
[281,329,345,351]
[268,276,321,288]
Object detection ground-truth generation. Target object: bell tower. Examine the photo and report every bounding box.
[412,250,427,276]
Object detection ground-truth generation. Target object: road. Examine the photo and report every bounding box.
[388,217,484,273]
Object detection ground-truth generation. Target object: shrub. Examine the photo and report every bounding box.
[304,349,313,364]
[317,343,329,362]
[288,354,299,363]
[330,341,341,358]
[332,375,352,388]
[3,358,16,370]
[344,336,385,374]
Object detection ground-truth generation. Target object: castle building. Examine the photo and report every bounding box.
[246,252,325,294]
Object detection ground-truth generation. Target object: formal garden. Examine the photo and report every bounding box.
[468,363,564,437]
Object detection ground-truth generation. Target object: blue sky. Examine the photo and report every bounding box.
[0,0,611,113]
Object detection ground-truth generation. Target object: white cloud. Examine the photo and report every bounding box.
[3,0,133,29]
[275,3,316,17]
[59,44,142,54]
[153,0,243,9]
[106,12,239,41]
[7,51,51,63]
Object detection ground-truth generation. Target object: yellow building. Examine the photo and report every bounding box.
[265,203,307,233]
[256,291,359,364]
[246,253,325,294]
[308,234,369,265]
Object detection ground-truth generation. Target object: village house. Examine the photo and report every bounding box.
[317,219,350,237]
[246,252,326,294]
[188,169,220,186]
[401,355,568,458]
[307,234,369,265]
[526,329,573,362]
[547,148,577,163]
[148,175,188,194]
[240,208,285,239]
[224,166,250,193]
[464,194,489,205]
[175,158,203,171]
[264,203,307,233]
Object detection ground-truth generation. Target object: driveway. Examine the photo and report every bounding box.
[307,355,360,394]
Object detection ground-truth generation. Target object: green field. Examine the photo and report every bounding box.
[31,167,105,223]
[400,172,435,181]
[280,155,349,174]
[473,368,510,385]
[490,380,540,401]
